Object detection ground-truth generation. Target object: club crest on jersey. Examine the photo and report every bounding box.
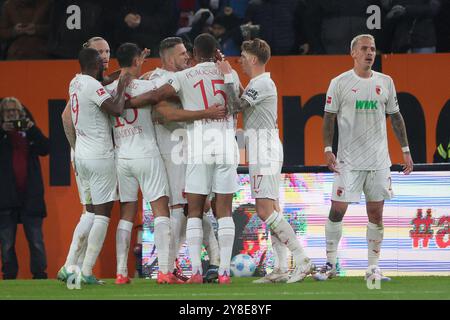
[337,187,344,197]
[96,88,106,96]
[326,96,332,104]
[375,85,382,95]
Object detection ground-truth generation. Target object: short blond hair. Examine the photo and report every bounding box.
[0,97,26,121]
[82,36,106,49]
[350,34,375,51]
[241,38,271,64]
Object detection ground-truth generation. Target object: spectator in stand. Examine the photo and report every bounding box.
[0,0,53,60]
[382,0,441,53]
[244,0,302,55]
[221,0,249,18]
[177,7,215,47]
[210,9,242,56]
[113,0,176,57]
[434,0,450,52]
[47,0,108,59]
[0,97,49,279]
[303,0,378,55]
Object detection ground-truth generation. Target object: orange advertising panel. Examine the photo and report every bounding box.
[0,54,448,278]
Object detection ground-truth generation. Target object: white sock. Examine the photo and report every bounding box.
[203,214,220,266]
[271,231,288,273]
[76,244,87,269]
[186,217,203,275]
[367,222,384,267]
[265,211,308,265]
[81,215,110,276]
[168,208,187,270]
[64,211,94,268]
[116,219,133,276]
[154,216,171,274]
[325,219,343,266]
[217,217,235,276]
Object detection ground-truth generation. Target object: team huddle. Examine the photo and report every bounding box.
[57,33,413,286]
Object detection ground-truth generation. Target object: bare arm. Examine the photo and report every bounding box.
[322,111,336,148]
[61,101,76,149]
[216,60,250,114]
[100,73,132,116]
[155,101,226,122]
[223,82,252,115]
[322,111,338,172]
[389,111,409,147]
[128,84,177,108]
[390,111,414,174]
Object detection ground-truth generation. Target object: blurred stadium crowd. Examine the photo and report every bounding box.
[0,0,449,60]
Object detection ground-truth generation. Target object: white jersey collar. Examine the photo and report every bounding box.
[251,72,270,82]
[351,69,375,81]
[196,61,216,67]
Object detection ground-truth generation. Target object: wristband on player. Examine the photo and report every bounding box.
[402,146,410,153]
[324,146,332,153]
[224,73,234,84]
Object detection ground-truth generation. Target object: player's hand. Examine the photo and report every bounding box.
[215,49,225,62]
[325,151,339,173]
[402,152,414,175]
[1,121,14,131]
[205,104,227,119]
[137,48,150,68]
[216,60,232,75]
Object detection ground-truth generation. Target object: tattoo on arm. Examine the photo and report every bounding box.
[223,83,251,114]
[323,111,337,147]
[390,111,409,147]
[62,102,76,149]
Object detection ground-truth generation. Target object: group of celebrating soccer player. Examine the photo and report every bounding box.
[56,32,413,286]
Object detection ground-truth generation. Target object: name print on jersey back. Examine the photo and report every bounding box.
[168,62,241,164]
[111,79,161,159]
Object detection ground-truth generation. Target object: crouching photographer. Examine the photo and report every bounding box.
[0,97,49,280]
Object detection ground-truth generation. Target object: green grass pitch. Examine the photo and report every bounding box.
[0,277,449,300]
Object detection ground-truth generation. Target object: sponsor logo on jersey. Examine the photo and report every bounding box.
[376,85,382,95]
[96,88,106,96]
[351,88,358,93]
[326,96,332,104]
[355,100,378,110]
[245,88,259,101]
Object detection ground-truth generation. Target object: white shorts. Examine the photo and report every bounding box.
[72,149,92,205]
[160,153,187,206]
[75,158,118,205]
[74,171,92,205]
[331,168,393,203]
[117,157,169,203]
[185,160,239,195]
[249,161,282,200]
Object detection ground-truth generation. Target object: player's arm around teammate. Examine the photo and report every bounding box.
[154,100,226,122]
